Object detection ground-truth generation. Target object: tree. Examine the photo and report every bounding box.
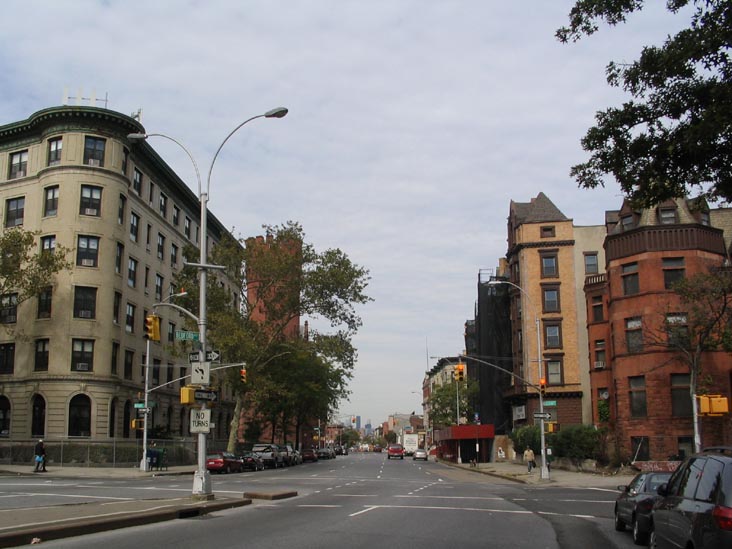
[558,1,732,207]
[644,270,732,451]
[172,222,371,451]
[0,228,71,316]
[427,379,480,427]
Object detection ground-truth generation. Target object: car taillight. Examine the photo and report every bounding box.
[713,505,732,530]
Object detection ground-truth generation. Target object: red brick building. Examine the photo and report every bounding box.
[585,198,732,461]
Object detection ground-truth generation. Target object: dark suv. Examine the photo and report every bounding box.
[649,447,732,548]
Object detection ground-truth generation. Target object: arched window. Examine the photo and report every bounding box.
[68,394,91,437]
[123,400,132,438]
[109,398,118,438]
[31,394,46,438]
[0,396,10,437]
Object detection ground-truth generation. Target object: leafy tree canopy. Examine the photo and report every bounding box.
[558,1,732,207]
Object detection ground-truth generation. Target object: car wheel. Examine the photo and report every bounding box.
[614,507,626,531]
[648,525,658,549]
[631,516,647,545]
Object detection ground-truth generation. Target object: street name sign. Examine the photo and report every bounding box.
[190,409,211,433]
[194,389,218,402]
[533,412,552,420]
[190,361,211,385]
[176,330,200,342]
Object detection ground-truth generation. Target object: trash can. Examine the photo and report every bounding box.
[146,449,159,468]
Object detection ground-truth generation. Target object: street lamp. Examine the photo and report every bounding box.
[127,107,288,497]
[487,279,550,480]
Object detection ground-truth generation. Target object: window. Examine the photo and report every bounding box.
[625,317,643,353]
[629,376,647,417]
[37,286,52,319]
[195,225,200,244]
[118,194,126,224]
[148,181,155,206]
[671,374,692,417]
[48,138,62,166]
[659,207,678,225]
[68,394,91,437]
[168,321,175,343]
[35,339,49,371]
[540,252,558,277]
[663,257,685,289]
[546,359,562,384]
[83,136,105,167]
[184,217,191,239]
[179,366,187,388]
[666,313,689,347]
[700,211,710,226]
[31,395,45,438]
[80,185,102,216]
[594,339,606,367]
[115,242,124,274]
[695,458,724,503]
[124,350,134,380]
[584,253,599,274]
[41,235,56,255]
[167,363,174,384]
[172,205,180,226]
[44,186,59,217]
[622,262,639,295]
[0,396,10,436]
[73,287,97,319]
[153,359,161,385]
[540,226,555,238]
[9,150,28,179]
[155,274,164,301]
[76,235,100,267]
[5,197,25,227]
[0,344,14,374]
[146,224,152,248]
[130,212,140,242]
[591,295,604,322]
[144,266,150,292]
[630,436,649,461]
[171,243,178,267]
[0,294,18,324]
[621,215,634,231]
[122,147,129,175]
[133,168,142,194]
[157,233,165,260]
[127,258,138,288]
[542,286,560,312]
[71,339,94,372]
[113,291,121,324]
[159,192,168,218]
[125,303,136,333]
[544,323,561,348]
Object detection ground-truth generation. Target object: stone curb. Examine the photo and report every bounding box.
[243,490,298,501]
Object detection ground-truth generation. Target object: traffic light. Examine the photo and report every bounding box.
[144,314,160,341]
[131,419,143,430]
[240,368,247,383]
[180,387,195,405]
[455,363,465,382]
[540,378,547,396]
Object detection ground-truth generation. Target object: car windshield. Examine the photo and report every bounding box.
[647,473,672,492]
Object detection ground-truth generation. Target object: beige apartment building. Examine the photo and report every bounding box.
[504,193,605,429]
[0,105,236,442]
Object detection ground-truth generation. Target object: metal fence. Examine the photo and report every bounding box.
[0,438,230,468]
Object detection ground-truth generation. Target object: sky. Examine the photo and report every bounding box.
[1,1,688,428]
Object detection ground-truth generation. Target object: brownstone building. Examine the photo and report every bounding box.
[585,198,732,461]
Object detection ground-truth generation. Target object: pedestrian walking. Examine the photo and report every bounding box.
[34,439,47,472]
[523,447,535,473]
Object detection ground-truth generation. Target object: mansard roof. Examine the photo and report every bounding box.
[509,192,568,226]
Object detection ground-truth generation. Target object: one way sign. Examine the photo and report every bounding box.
[188,350,221,363]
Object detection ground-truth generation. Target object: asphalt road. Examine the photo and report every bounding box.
[9,453,638,549]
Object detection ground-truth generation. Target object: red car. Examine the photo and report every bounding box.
[206,452,243,474]
[301,448,318,462]
[387,444,404,460]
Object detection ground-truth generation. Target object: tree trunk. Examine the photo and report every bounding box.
[226,396,243,453]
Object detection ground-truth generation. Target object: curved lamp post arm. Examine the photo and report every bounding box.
[127,133,203,195]
[153,301,200,324]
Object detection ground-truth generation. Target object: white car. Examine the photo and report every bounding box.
[413,448,428,461]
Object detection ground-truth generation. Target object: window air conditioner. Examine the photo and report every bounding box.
[84,208,98,216]
[87,159,100,167]
[76,363,89,371]
[78,310,93,319]
[81,259,95,267]
[594,361,605,369]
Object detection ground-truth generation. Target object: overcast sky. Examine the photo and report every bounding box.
[1,1,686,428]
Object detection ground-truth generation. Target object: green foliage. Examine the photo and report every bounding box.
[597,399,611,423]
[549,424,603,462]
[557,1,732,207]
[427,379,480,427]
[509,425,541,455]
[384,431,397,444]
[0,228,71,306]
[341,428,360,448]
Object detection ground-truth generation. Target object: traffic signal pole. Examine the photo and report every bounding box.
[140,337,151,472]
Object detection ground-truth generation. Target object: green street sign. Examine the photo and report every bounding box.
[175,330,200,342]
[543,400,557,407]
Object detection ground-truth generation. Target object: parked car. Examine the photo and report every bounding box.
[239,451,265,471]
[317,447,335,459]
[251,444,284,469]
[387,444,404,460]
[291,449,303,465]
[301,448,318,462]
[206,452,243,474]
[279,444,300,466]
[649,447,732,549]
[413,448,429,461]
[614,471,672,544]
[373,445,382,453]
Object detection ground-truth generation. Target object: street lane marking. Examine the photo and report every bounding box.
[0,492,134,501]
[396,495,504,501]
[333,494,378,497]
[298,505,341,508]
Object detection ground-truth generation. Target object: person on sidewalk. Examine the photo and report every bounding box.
[523,447,535,473]
[34,439,47,472]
